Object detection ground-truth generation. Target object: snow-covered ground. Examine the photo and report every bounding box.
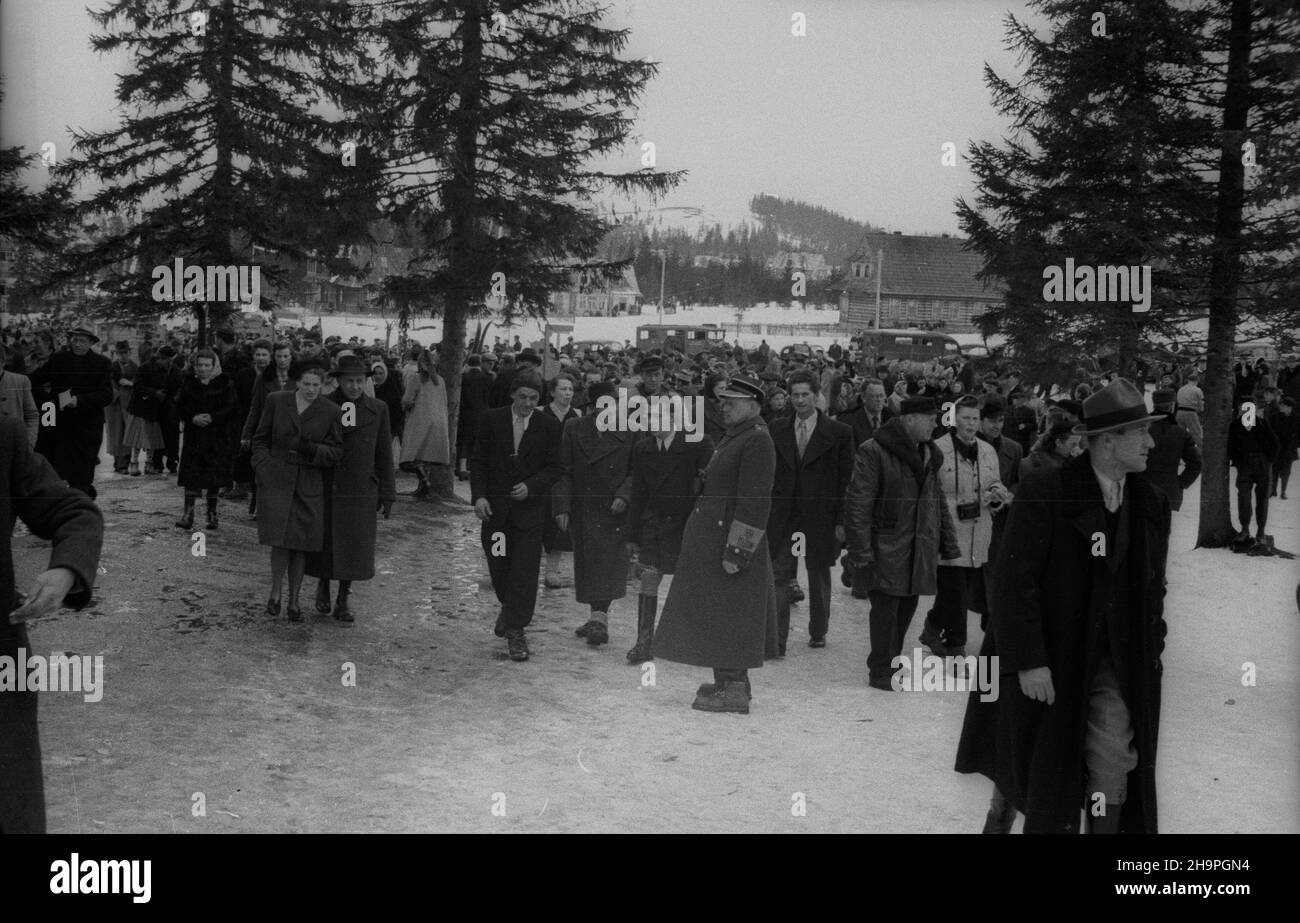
[18,454,1298,832]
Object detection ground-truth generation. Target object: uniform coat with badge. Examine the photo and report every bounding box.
[553,415,636,604]
[251,390,345,550]
[627,431,715,573]
[470,405,564,631]
[27,347,114,497]
[955,453,1171,834]
[0,418,103,833]
[653,416,779,669]
[305,390,396,582]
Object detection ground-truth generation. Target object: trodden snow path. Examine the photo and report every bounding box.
[16,458,1298,833]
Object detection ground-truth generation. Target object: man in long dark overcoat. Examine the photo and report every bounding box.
[553,394,636,648]
[471,369,563,662]
[955,379,1171,834]
[767,370,854,653]
[306,355,396,622]
[654,373,777,715]
[27,327,114,499]
[0,417,103,833]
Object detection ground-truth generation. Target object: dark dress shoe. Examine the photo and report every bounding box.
[494,612,507,637]
[286,605,303,622]
[332,600,354,623]
[506,630,530,661]
[265,598,282,617]
[575,620,597,638]
[585,622,609,646]
[696,679,752,699]
[692,682,750,714]
[868,677,894,691]
[790,582,805,603]
[315,589,332,614]
[809,637,826,648]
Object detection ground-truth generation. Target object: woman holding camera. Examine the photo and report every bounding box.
[920,395,1007,658]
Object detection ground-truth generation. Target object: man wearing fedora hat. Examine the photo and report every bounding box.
[956,378,1171,833]
[27,328,114,500]
[653,373,779,714]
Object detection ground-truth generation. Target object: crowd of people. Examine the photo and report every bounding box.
[1,312,1297,835]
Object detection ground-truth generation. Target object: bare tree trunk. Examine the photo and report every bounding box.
[1197,0,1252,547]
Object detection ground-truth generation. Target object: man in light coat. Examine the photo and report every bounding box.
[0,343,40,447]
[921,396,1007,658]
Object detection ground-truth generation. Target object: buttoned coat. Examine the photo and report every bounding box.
[251,391,344,550]
[552,415,636,603]
[27,348,114,486]
[766,411,855,569]
[955,453,1171,834]
[0,418,103,833]
[626,432,715,573]
[843,420,960,597]
[1144,416,1202,512]
[654,416,779,669]
[0,370,39,447]
[176,373,237,489]
[305,391,396,581]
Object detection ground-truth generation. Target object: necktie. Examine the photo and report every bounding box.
[659,438,667,453]
[513,414,526,452]
[1105,479,1123,513]
[797,418,810,458]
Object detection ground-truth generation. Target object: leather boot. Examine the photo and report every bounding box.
[626,595,657,664]
[205,497,219,530]
[692,681,751,714]
[175,498,195,530]
[981,788,1017,834]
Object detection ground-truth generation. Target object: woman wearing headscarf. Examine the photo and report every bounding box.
[175,348,237,529]
[371,358,405,453]
[251,358,344,622]
[399,346,451,498]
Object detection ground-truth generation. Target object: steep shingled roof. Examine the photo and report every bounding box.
[835,233,1003,300]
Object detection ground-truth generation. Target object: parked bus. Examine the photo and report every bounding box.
[851,328,964,363]
[636,323,729,355]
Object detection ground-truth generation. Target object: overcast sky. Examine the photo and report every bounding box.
[1,0,1035,237]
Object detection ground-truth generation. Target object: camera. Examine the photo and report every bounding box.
[956,500,981,521]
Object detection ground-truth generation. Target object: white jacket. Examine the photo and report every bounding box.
[933,431,1000,567]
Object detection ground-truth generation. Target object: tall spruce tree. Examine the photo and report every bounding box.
[1190,0,1300,546]
[367,0,682,496]
[957,0,1219,378]
[41,0,385,342]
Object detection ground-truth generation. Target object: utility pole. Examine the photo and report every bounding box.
[874,247,883,330]
[657,249,667,325]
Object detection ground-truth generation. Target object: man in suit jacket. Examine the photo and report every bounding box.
[1144,390,1202,512]
[768,371,855,653]
[471,369,564,661]
[835,378,894,598]
[26,328,114,499]
[0,417,104,833]
[0,343,40,447]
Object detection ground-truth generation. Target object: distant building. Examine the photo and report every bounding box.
[767,251,832,280]
[692,254,743,269]
[548,264,642,316]
[834,232,1003,332]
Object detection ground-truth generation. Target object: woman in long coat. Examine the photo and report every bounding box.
[306,356,396,622]
[552,382,635,647]
[251,359,344,622]
[107,340,138,474]
[654,375,778,714]
[400,347,450,497]
[541,373,580,587]
[175,349,236,531]
[240,340,295,516]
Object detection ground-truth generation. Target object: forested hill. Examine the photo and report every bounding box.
[747,194,878,261]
